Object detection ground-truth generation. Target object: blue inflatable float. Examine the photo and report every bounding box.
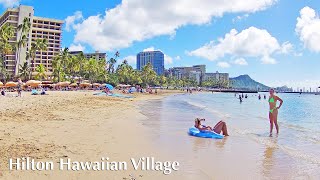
[188,127,224,139]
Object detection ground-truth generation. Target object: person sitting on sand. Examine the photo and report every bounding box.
[194,118,229,136]
[1,88,5,96]
[40,87,46,95]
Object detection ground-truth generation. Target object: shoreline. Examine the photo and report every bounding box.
[0,90,183,179]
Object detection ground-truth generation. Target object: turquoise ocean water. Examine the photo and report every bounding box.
[139,92,320,179]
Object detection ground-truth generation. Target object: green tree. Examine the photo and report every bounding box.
[116,60,134,84]
[141,62,157,86]
[75,52,86,83]
[19,62,30,81]
[107,51,120,73]
[26,38,48,78]
[35,64,47,80]
[84,58,98,83]
[52,48,70,82]
[16,17,31,75]
[0,23,15,81]
[158,75,167,87]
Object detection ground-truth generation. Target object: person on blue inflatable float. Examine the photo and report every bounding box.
[194,118,229,136]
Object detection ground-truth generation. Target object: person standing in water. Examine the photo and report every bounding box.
[268,89,283,136]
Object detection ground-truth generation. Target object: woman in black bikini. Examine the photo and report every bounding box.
[194,118,229,136]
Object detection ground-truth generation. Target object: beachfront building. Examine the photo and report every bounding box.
[168,65,206,84]
[0,5,63,77]
[204,71,230,86]
[70,51,106,61]
[136,51,164,75]
[189,71,202,85]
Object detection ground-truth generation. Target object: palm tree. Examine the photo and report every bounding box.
[107,51,120,73]
[75,52,86,83]
[52,48,71,82]
[141,62,157,86]
[36,38,48,56]
[16,17,31,75]
[84,58,98,83]
[35,64,47,80]
[116,60,135,84]
[19,62,30,81]
[0,23,15,81]
[26,38,48,78]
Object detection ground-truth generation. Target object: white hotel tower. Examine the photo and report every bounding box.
[0,5,63,77]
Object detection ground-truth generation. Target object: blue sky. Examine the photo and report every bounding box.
[1,0,320,89]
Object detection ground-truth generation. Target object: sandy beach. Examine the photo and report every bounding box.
[2,90,319,180]
[0,90,183,180]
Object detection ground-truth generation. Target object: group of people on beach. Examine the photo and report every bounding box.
[194,88,283,137]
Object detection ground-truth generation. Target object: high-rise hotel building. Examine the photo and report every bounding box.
[0,5,63,76]
[137,51,164,75]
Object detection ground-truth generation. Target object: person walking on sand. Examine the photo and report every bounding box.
[17,78,23,97]
[268,89,283,136]
[194,118,229,136]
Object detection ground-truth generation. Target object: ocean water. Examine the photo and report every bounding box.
[138,92,320,179]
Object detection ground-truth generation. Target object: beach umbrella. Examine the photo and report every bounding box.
[26,80,42,87]
[60,81,70,87]
[69,83,78,87]
[0,82,3,87]
[105,84,114,90]
[92,83,101,87]
[5,81,18,87]
[79,83,91,87]
[56,81,70,87]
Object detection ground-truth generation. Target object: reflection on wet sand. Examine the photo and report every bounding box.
[191,137,213,153]
[191,136,228,153]
[262,141,276,178]
[215,137,227,149]
[261,136,293,179]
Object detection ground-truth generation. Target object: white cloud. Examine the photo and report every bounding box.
[261,55,277,64]
[164,54,173,65]
[233,58,248,65]
[175,56,181,60]
[296,6,320,52]
[69,43,86,51]
[143,46,173,65]
[65,11,83,32]
[217,62,230,68]
[188,26,288,64]
[68,0,277,51]
[0,0,19,8]
[143,47,156,52]
[123,55,136,67]
[280,41,293,54]
[232,14,249,23]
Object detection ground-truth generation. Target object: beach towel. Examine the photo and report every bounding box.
[31,90,39,95]
[93,92,133,98]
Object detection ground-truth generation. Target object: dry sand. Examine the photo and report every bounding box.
[0,90,184,180]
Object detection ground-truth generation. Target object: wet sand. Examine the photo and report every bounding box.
[0,90,184,180]
[137,92,320,180]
